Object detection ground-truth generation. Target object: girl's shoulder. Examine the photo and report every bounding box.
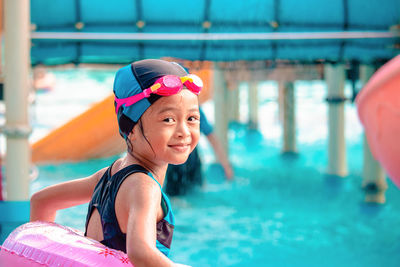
[117,171,163,212]
[90,166,109,184]
[121,171,160,192]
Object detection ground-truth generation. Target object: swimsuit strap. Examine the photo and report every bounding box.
[147,172,163,191]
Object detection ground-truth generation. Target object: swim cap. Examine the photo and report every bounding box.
[113,59,188,138]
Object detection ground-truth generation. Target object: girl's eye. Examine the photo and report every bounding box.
[163,117,174,123]
[188,116,200,122]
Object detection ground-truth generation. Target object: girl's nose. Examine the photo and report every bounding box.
[176,121,191,138]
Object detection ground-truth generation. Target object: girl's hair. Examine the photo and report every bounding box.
[125,117,155,156]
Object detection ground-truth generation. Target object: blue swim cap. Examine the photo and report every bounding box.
[113,59,188,138]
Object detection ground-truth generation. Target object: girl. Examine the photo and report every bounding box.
[30,59,202,267]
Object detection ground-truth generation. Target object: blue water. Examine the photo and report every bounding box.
[29,68,400,267]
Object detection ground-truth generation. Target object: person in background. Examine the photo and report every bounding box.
[32,64,56,92]
[165,107,234,196]
[30,59,201,267]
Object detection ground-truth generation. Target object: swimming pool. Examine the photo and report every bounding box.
[29,68,400,267]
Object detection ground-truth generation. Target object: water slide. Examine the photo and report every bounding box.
[31,66,213,164]
[31,95,126,163]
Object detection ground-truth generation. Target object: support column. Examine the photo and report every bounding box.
[227,84,240,123]
[279,81,297,153]
[248,81,258,129]
[278,81,284,123]
[213,63,228,154]
[359,64,387,203]
[325,64,347,177]
[4,0,31,200]
[224,69,240,124]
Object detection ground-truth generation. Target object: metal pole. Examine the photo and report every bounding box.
[30,31,399,41]
[4,0,31,200]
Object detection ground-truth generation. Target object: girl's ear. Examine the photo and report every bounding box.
[127,124,138,141]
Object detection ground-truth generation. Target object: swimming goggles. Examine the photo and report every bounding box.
[115,74,203,114]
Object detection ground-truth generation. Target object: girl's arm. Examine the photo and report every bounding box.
[118,173,177,267]
[30,167,106,222]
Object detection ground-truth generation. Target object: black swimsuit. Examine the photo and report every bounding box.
[84,164,175,256]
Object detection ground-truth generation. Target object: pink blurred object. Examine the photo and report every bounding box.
[0,221,133,266]
[356,55,400,188]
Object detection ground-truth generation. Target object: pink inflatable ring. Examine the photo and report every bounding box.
[356,55,400,188]
[0,221,133,266]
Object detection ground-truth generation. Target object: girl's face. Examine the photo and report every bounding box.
[131,89,200,165]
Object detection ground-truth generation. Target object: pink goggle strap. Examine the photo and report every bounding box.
[115,91,147,114]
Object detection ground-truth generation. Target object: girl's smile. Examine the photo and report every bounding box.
[168,142,191,153]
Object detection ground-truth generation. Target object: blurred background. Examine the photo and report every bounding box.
[0,0,400,266]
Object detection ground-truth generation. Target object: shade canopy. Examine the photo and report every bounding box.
[30,0,400,65]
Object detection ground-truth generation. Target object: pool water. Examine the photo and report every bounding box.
[29,68,400,267]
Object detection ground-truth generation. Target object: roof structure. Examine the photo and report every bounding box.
[30,0,400,65]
